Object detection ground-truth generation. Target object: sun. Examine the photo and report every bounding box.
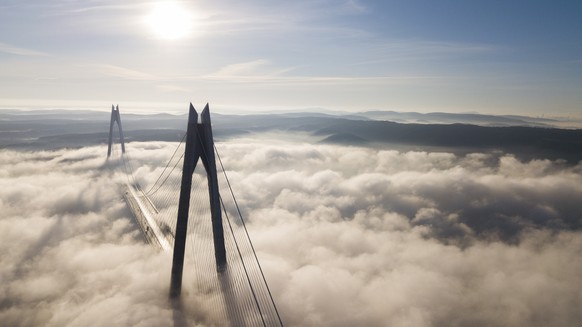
[146,2,194,40]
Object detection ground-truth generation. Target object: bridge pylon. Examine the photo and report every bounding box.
[170,103,227,298]
[107,104,125,157]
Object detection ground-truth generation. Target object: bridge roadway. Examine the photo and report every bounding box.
[123,183,172,251]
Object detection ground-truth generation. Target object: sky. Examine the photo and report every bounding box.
[0,0,581,115]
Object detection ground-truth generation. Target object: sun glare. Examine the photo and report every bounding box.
[146,2,193,40]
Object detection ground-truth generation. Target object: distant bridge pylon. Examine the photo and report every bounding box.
[107,104,125,157]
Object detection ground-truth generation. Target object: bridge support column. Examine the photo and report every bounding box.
[107,105,125,157]
[170,103,227,298]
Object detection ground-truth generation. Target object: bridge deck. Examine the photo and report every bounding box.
[123,184,172,251]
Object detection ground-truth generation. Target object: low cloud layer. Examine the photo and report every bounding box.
[0,147,176,326]
[2,139,582,326]
[214,138,582,326]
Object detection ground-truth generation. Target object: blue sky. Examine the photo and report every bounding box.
[0,0,580,116]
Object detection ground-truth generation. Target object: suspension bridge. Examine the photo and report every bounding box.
[107,104,283,326]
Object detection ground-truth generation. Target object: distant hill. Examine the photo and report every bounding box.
[357,110,560,127]
[1,109,581,163]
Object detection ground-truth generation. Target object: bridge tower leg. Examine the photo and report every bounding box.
[170,103,227,299]
[107,105,126,157]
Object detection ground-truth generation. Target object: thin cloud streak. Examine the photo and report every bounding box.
[0,42,50,57]
[211,59,289,78]
[203,59,443,85]
[91,64,157,81]
[202,74,445,86]
[84,60,443,87]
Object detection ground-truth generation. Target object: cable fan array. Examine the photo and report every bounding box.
[108,124,283,326]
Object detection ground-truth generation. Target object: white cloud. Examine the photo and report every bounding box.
[122,138,582,326]
[2,139,582,326]
[0,147,175,326]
